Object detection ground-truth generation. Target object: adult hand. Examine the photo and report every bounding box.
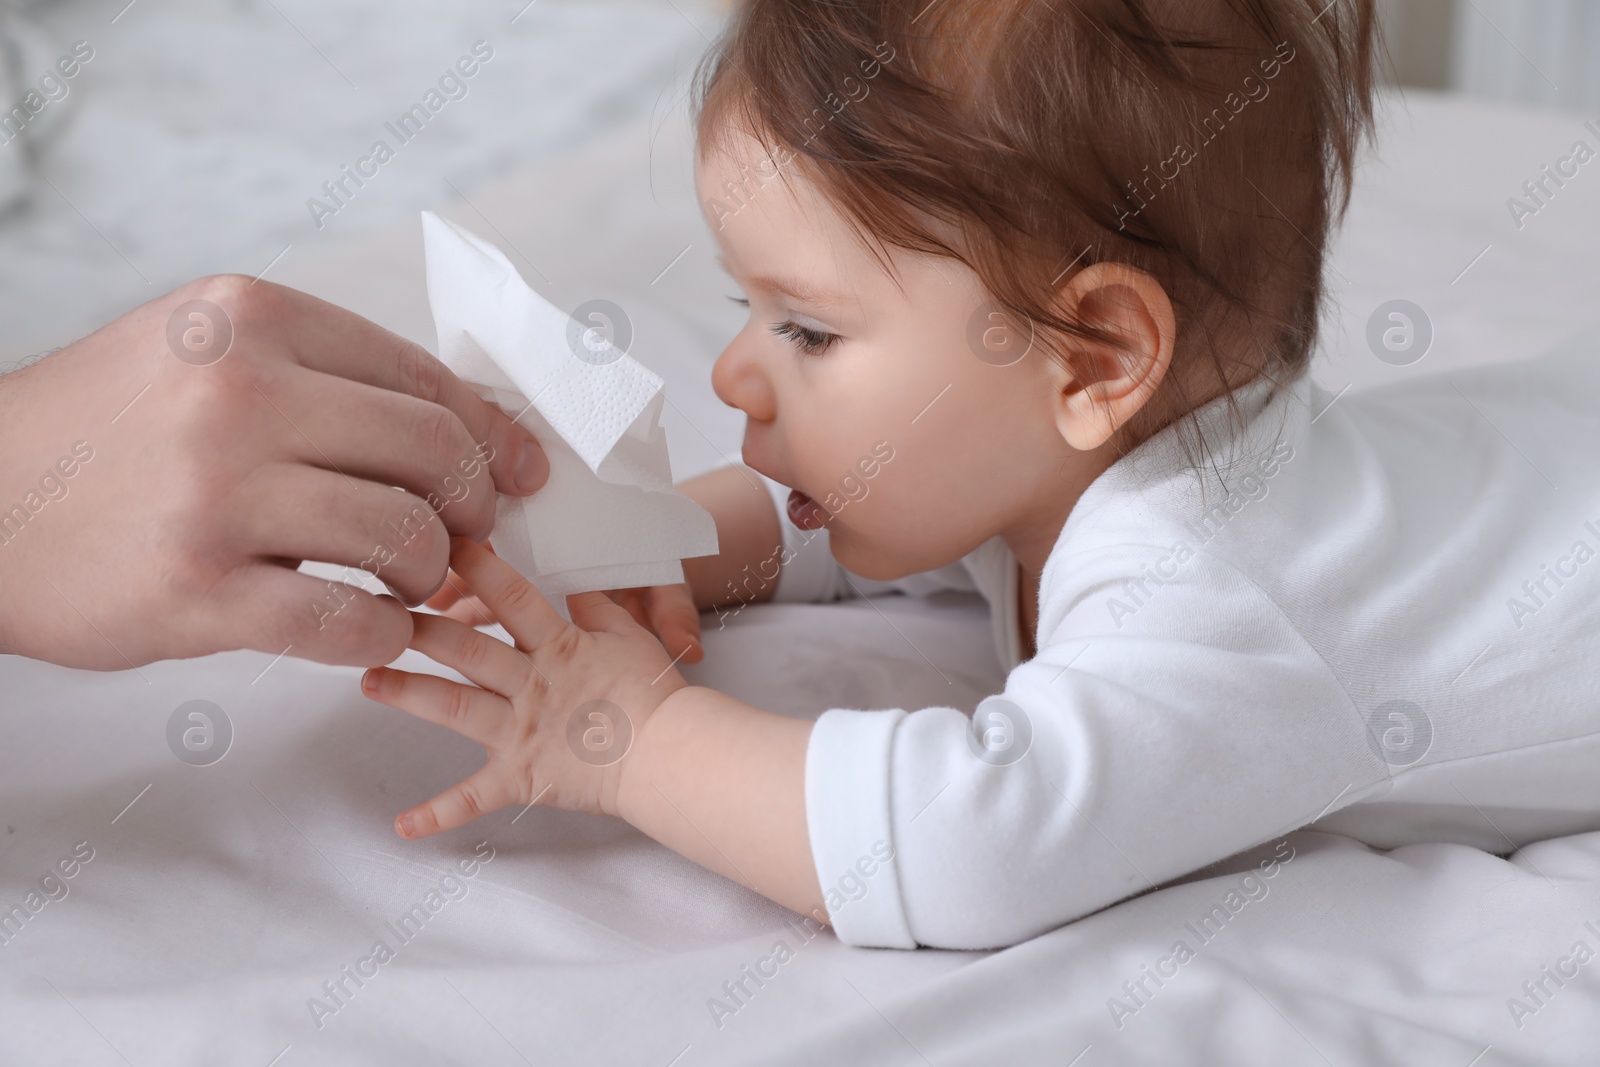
[0,275,549,670]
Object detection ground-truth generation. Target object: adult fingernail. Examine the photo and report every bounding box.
[397,813,415,838]
[515,438,548,494]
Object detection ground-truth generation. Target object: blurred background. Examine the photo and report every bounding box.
[0,0,731,361]
[1380,0,1600,106]
[0,0,1595,373]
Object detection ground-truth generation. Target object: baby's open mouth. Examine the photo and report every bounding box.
[787,488,830,531]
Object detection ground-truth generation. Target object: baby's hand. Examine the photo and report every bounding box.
[427,561,702,663]
[603,583,702,664]
[362,538,689,836]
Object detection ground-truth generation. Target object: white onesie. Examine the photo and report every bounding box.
[761,325,1600,950]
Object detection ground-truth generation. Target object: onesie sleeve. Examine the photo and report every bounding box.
[805,551,1383,950]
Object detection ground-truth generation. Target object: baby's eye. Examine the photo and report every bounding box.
[728,296,750,308]
[770,320,839,355]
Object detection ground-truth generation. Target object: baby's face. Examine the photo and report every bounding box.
[697,132,1093,580]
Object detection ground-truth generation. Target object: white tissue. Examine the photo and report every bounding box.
[421,211,718,609]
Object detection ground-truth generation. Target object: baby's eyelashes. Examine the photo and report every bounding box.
[726,294,838,355]
[770,319,839,355]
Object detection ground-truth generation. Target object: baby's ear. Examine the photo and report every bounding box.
[1049,263,1175,452]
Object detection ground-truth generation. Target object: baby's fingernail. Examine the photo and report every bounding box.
[397,813,414,838]
[515,439,548,494]
[361,669,380,692]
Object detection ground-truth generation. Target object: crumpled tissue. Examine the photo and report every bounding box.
[421,210,718,611]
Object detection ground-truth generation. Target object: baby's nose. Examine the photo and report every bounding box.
[711,340,776,422]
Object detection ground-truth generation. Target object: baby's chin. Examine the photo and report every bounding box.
[828,526,963,583]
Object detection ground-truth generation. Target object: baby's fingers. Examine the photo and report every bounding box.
[424,540,497,622]
[606,588,652,631]
[423,574,469,612]
[449,538,566,650]
[648,584,702,663]
[440,594,497,628]
[396,767,516,839]
[361,665,510,746]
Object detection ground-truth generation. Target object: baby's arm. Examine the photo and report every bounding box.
[616,683,823,919]
[677,465,786,612]
[375,536,1368,950]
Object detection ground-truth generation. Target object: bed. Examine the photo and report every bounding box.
[2,88,1599,1065]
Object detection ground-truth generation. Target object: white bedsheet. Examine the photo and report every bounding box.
[3,89,1600,1064]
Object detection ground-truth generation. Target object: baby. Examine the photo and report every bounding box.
[364,0,1600,950]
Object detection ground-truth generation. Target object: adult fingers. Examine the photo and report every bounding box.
[360,665,510,746]
[408,611,533,697]
[264,369,500,538]
[395,766,517,839]
[231,464,449,606]
[215,563,414,667]
[257,280,549,496]
[448,538,568,651]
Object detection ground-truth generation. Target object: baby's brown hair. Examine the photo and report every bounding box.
[694,0,1382,465]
